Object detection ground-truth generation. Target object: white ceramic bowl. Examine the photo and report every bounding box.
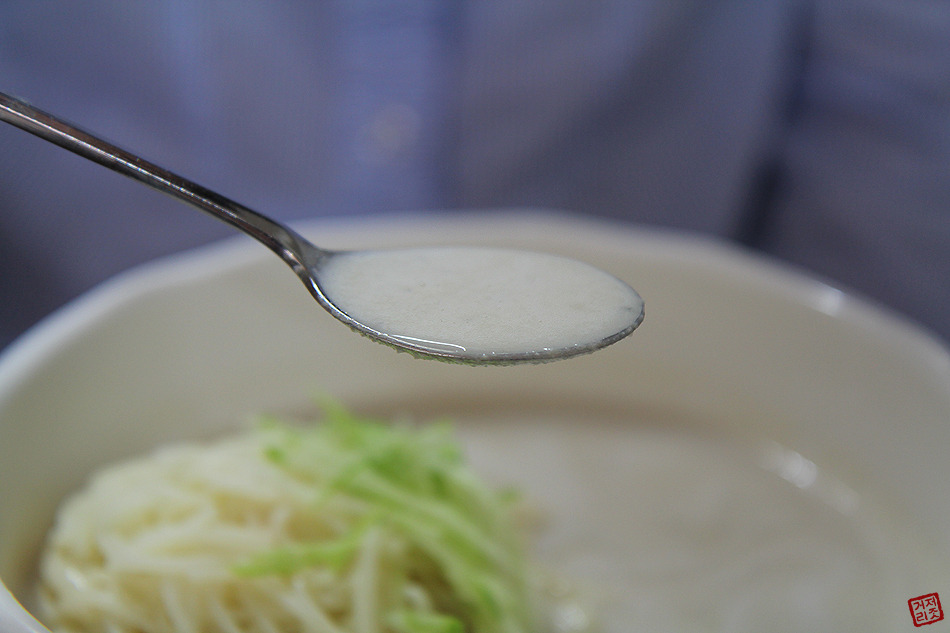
[2,210,949,632]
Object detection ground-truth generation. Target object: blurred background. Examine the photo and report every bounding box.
[1,0,949,351]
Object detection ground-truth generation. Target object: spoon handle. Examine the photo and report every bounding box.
[0,91,324,267]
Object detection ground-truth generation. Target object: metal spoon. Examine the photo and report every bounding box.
[0,91,643,364]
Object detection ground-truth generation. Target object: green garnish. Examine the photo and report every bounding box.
[235,401,533,632]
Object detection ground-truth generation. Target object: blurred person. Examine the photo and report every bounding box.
[1,0,949,351]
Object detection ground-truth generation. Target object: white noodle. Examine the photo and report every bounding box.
[160,580,196,633]
[37,434,459,632]
[208,595,243,633]
[281,575,345,633]
[38,422,533,633]
[350,527,381,633]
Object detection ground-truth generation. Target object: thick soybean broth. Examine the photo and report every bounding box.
[317,247,644,361]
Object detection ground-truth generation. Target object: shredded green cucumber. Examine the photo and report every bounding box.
[235,401,533,632]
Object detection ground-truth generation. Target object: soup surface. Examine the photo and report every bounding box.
[318,247,644,361]
[445,403,947,632]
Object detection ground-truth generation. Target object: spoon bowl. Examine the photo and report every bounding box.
[0,91,643,363]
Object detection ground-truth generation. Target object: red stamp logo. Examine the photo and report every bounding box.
[909,593,944,627]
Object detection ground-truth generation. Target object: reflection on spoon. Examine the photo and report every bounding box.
[0,91,644,364]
